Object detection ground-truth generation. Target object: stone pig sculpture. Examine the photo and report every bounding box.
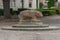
[18,10,43,22]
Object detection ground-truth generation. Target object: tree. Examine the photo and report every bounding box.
[39,3,43,8]
[48,0,55,8]
[3,0,11,19]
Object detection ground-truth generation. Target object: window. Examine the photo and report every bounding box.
[29,0,32,8]
[29,3,32,7]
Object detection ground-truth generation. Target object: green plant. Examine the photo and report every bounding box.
[36,9,42,12]
[18,8,28,12]
[10,8,13,15]
[48,0,56,8]
[10,8,29,15]
[49,10,56,15]
[56,9,60,14]
[39,3,43,8]
[11,11,18,15]
[42,10,50,16]
[36,9,56,16]
[0,9,4,16]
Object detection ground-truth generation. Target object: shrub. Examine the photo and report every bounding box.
[56,9,60,14]
[18,8,29,13]
[0,8,29,16]
[10,8,13,15]
[42,10,56,16]
[10,9,19,15]
[11,11,19,15]
[36,9,56,16]
[48,0,55,8]
[39,3,43,8]
[0,9,4,16]
[36,9,43,12]
[49,10,56,15]
[42,10,50,16]
[10,8,29,15]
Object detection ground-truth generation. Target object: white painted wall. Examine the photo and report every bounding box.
[15,0,22,8]
[0,0,39,10]
[17,0,39,9]
[11,0,38,10]
[58,0,60,2]
[24,0,29,8]
[0,0,3,9]
[24,0,37,9]
[10,0,16,10]
[31,0,36,9]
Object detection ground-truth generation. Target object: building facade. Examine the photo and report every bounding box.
[39,0,48,8]
[0,0,60,10]
[40,0,48,6]
[39,0,60,8]
[0,0,40,11]
[56,0,60,6]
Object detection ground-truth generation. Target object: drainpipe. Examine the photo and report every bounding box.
[36,0,38,8]
[38,0,39,8]
[36,0,39,8]
[22,0,24,9]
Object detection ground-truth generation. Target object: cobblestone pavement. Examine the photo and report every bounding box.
[0,30,60,40]
[0,15,60,40]
[41,15,60,26]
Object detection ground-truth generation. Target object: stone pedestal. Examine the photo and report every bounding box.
[1,10,50,31]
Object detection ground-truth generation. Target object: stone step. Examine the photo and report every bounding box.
[1,26,60,31]
[12,24,49,28]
